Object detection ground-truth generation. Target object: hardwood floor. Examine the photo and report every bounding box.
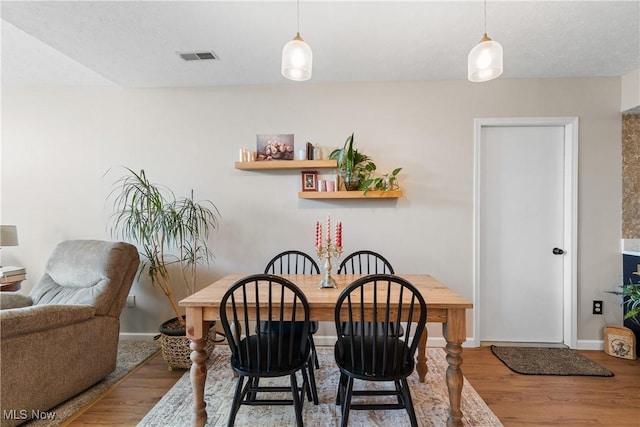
[461,347,640,427]
[66,346,640,426]
[65,352,183,426]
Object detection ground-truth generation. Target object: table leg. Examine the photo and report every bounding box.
[416,328,429,382]
[186,309,208,427]
[443,309,466,427]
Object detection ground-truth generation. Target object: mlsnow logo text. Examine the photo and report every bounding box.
[3,409,57,421]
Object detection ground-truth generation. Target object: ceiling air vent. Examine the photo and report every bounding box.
[178,51,220,61]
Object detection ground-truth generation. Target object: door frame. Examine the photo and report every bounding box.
[472,117,578,348]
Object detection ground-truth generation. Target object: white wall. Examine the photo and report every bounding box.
[1,77,623,346]
[621,68,640,112]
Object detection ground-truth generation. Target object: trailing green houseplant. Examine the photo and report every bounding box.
[329,133,376,190]
[363,167,403,195]
[107,167,220,328]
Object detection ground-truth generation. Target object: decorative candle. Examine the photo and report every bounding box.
[336,221,342,248]
[315,221,321,248]
[327,215,331,242]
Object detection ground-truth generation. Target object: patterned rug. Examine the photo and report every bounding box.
[25,340,160,426]
[139,346,502,427]
[490,346,615,376]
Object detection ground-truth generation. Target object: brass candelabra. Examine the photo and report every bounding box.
[315,237,343,289]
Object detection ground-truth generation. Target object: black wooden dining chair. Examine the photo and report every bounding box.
[333,274,427,427]
[219,274,312,427]
[337,250,404,337]
[261,250,320,403]
[265,250,320,276]
[338,250,395,275]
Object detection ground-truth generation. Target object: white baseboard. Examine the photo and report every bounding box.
[574,340,604,350]
[119,332,459,347]
[119,332,159,341]
[119,332,605,351]
[312,335,471,348]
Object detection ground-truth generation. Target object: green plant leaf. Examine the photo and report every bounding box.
[345,133,355,172]
[607,281,640,325]
[107,167,221,320]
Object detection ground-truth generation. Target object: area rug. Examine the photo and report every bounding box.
[25,340,160,426]
[490,345,614,377]
[138,346,502,427]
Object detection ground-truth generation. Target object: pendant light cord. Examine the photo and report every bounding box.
[484,0,487,34]
[297,0,300,34]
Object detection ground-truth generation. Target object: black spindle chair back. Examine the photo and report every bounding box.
[265,250,320,275]
[337,250,395,275]
[337,250,403,337]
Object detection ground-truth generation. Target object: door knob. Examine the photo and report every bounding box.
[552,248,564,255]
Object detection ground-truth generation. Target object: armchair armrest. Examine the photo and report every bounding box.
[0,293,33,310]
[0,304,96,339]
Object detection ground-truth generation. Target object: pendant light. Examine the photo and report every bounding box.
[468,0,503,82]
[281,0,312,81]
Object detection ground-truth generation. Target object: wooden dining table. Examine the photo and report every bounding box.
[180,273,473,427]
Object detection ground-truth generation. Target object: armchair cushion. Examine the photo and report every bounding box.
[29,240,139,317]
[0,292,33,310]
[0,304,95,339]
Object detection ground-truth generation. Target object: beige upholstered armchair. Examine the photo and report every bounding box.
[0,240,139,426]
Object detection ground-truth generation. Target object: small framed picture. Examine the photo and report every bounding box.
[301,171,318,191]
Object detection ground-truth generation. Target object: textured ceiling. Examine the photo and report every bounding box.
[1,1,639,88]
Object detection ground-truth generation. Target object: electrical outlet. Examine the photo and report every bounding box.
[126,295,136,308]
[592,300,603,315]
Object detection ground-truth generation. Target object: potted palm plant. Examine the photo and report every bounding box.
[108,167,221,369]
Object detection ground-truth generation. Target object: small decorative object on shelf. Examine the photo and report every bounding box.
[306,142,314,160]
[315,216,342,288]
[313,144,323,160]
[238,148,257,162]
[302,171,318,191]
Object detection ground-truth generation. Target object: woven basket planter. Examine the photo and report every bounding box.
[159,316,219,370]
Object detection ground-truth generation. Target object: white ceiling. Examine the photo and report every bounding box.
[1,1,639,88]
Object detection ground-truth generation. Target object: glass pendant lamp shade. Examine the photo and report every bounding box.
[468,34,503,82]
[281,33,312,81]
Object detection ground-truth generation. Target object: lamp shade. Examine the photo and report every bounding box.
[281,33,312,81]
[468,34,503,82]
[0,225,18,247]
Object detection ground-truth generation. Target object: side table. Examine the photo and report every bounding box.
[0,280,23,292]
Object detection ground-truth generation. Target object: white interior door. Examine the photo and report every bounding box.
[478,125,566,343]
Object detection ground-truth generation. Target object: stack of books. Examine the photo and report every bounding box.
[0,266,26,284]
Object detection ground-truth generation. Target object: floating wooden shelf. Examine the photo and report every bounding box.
[298,190,403,199]
[235,160,337,170]
[235,160,404,200]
